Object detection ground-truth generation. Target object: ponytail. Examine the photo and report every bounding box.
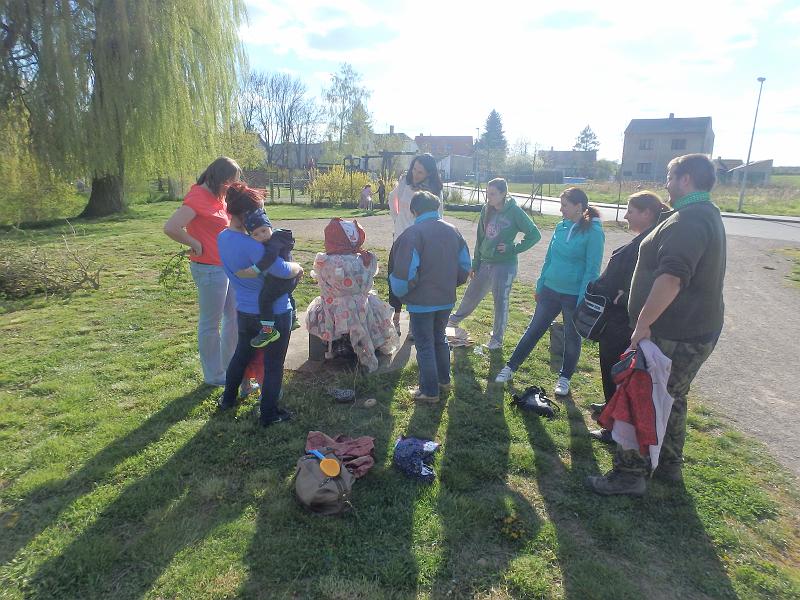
[197,156,242,197]
[561,187,599,231]
[580,206,600,230]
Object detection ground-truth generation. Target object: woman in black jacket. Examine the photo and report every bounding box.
[590,191,667,442]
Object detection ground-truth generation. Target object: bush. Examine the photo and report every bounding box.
[448,188,463,204]
[0,225,103,299]
[307,166,373,205]
[0,179,85,226]
[0,100,88,225]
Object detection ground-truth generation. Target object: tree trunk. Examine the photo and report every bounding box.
[167,177,181,200]
[81,174,125,217]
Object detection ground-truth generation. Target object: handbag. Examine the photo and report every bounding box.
[573,285,609,341]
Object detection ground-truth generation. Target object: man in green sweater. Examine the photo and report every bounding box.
[447,178,541,349]
[588,153,726,496]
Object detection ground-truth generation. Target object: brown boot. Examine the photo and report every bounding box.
[586,470,646,496]
[653,462,683,483]
[409,387,439,403]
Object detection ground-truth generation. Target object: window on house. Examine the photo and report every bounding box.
[636,163,652,175]
[639,139,654,150]
[671,138,686,150]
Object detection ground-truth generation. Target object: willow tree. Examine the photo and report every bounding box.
[0,1,245,217]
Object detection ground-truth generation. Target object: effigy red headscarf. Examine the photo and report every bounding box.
[323,218,372,267]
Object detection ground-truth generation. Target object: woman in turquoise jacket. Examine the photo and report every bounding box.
[495,187,605,396]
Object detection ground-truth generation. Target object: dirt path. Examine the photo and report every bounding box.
[281,213,800,478]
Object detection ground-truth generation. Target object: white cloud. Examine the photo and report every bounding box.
[242,0,800,164]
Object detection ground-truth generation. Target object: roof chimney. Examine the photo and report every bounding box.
[390,125,394,135]
[669,113,675,119]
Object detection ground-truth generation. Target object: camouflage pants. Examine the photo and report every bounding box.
[614,335,717,476]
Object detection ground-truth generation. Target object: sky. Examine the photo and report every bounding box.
[240,0,800,166]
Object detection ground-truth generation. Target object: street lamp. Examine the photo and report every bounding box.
[737,76,766,212]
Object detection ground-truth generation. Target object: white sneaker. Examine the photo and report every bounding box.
[554,376,571,396]
[486,339,502,350]
[495,365,514,383]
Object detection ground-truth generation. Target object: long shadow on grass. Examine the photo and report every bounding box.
[431,348,542,597]
[0,384,214,566]
[24,385,279,598]
[240,340,435,598]
[522,412,737,598]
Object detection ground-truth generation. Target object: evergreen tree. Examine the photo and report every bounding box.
[476,110,508,177]
[0,1,245,217]
[479,109,508,153]
[573,125,600,151]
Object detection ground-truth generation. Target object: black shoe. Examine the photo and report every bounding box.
[217,398,237,411]
[590,402,606,413]
[260,408,294,428]
[589,428,614,444]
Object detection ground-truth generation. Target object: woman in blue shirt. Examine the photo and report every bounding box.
[495,187,605,397]
[216,184,304,427]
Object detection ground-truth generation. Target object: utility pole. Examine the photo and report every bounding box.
[737,77,766,212]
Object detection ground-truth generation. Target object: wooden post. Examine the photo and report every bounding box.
[290,173,295,204]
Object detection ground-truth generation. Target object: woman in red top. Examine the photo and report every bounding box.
[164,157,242,386]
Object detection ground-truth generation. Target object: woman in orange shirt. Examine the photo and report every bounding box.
[164,157,242,386]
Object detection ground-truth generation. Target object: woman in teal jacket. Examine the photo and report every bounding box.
[448,178,541,349]
[495,187,605,396]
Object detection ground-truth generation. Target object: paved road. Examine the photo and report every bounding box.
[447,184,800,243]
[283,212,800,478]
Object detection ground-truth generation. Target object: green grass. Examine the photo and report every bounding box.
[456,180,800,217]
[770,175,800,188]
[0,184,384,227]
[1,204,799,599]
[781,248,800,287]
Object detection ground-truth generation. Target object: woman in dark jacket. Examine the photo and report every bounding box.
[590,191,667,442]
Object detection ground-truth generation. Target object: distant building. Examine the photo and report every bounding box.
[621,114,714,181]
[726,159,773,186]
[414,135,474,158]
[371,126,418,153]
[437,155,474,181]
[712,158,743,184]
[538,149,597,178]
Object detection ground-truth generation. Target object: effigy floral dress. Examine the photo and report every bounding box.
[305,251,398,372]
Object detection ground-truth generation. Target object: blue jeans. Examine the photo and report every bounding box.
[507,286,581,379]
[221,310,292,422]
[449,262,517,345]
[190,262,237,384]
[409,309,451,396]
